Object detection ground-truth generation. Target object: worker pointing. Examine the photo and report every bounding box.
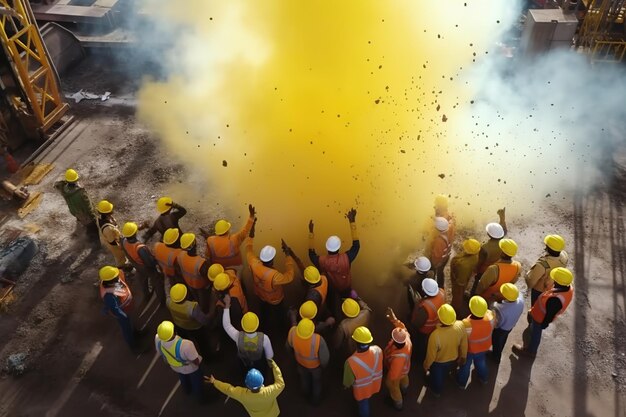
[143,196,187,241]
[476,238,521,303]
[457,296,495,388]
[204,204,256,272]
[383,308,412,411]
[525,234,568,305]
[344,326,383,417]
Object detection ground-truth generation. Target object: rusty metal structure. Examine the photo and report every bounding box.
[576,0,626,63]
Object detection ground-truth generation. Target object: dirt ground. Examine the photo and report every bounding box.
[0,52,624,417]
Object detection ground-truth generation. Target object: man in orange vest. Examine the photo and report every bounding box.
[99,266,135,350]
[204,204,256,272]
[411,278,445,366]
[471,209,507,293]
[525,234,569,305]
[287,318,330,405]
[153,228,183,285]
[213,273,249,328]
[143,196,187,241]
[383,307,411,411]
[176,233,211,310]
[450,239,481,317]
[513,267,574,358]
[343,326,383,417]
[476,238,521,303]
[426,217,454,288]
[456,296,495,388]
[121,222,159,304]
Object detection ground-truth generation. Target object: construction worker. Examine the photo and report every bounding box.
[155,321,204,402]
[176,233,211,310]
[513,267,574,358]
[343,326,383,417]
[165,282,210,353]
[96,200,129,269]
[334,298,372,361]
[449,239,481,317]
[406,256,435,314]
[213,270,249,328]
[491,283,524,364]
[153,228,182,285]
[301,265,329,309]
[206,359,285,417]
[286,318,330,404]
[476,238,521,303]
[204,204,256,272]
[289,300,335,336]
[54,168,96,233]
[143,196,187,241]
[457,296,495,388]
[309,208,360,318]
[525,234,569,305]
[411,278,445,365]
[426,217,454,288]
[99,266,134,349]
[383,307,411,411]
[472,208,507,293]
[121,222,159,303]
[423,304,468,397]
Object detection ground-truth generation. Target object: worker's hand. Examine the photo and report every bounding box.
[346,208,357,223]
[249,204,256,217]
[497,207,506,218]
[223,294,231,309]
[249,218,257,238]
[204,375,216,384]
[281,239,292,256]
[385,307,396,322]
[424,368,430,376]
[308,219,314,233]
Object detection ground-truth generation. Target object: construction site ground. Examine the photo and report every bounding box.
[0,52,625,417]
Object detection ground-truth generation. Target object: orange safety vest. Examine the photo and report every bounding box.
[347,346,384,401]
[99,271,132,314]
[227,273,249,313]
[319,253,351,292]
[121,238,146,266]
[414,289,446,334]
[310,275,328,306]
[384,340,411,380]
[465,314,494,354]
[153,242,181,278]
[206,235,242,268]
[177,251,209,289]
[288,327,322,369]
[480,262,520,301]
[433,233,452,263]
[530,286,574,323]
[251,263,284,305]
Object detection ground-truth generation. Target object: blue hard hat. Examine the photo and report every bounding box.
[245,368,264,390]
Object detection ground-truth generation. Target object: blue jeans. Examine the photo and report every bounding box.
[429,360,456,395]
[528,319,544,354]
[357,399,370,417]
[457,351,488,387]
[491,328,511,362]
[179,368,204,402]
[117,316,134,348]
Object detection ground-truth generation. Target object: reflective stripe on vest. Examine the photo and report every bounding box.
[348,347,383,401]
[177,252,207,289]
[466,316,494,353]
[319,253,352,292]
[99,272,132,313]
[530,287,574,323]
[312,275,328,306]
[252,265,284,305]
[481,262,519,301]
[418,289,445,334]
[159,337,188,368]
[207,235,242,267]
[289,328,321,369]
[390,352,411,376]
[121,238,145,266]
[168,300,202,330]
[154,243,179,277]
[237,332,265,363]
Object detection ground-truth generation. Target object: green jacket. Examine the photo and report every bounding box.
[54,181,95,225]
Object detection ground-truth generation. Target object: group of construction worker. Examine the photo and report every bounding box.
[57,169,575,417]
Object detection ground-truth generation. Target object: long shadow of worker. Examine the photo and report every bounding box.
[490,354,532,417]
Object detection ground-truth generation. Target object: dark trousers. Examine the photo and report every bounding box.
[260,300,287,335]
[527,319,544,354]
[491,327,511,363]
[117,315,135,348]
[414,331,429,366]
[178,368,204,402]
[428,360,456,395]
[239,356,269,382]
[434,259,449,289]
[176,327,210,358]
[297,364,322,404]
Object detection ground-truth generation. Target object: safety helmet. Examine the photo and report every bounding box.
[325,235,341,252]
[259,245,276,262]
[434,217,449,232]
[241,312,260,333]
[486,222,504,239]
[296,318,315,339]
[414,256,431,273]
[122,222,138,238]
[341,298,360,318]
[352,326,374,344]
[299,301,318,320]
[213,273,231,291]
[157,197,173,214]
[208,263,224,281]
[163,228,180,245]
[550,267,573,286]
[434,194,448,210]
[157,320,175,341]
[65,168,79,183]
[180,233,196,250]
[462,239,481,255]
[99,265,119,281]
[499,238,518,257]
[170,283,187,303]
[469,296,488,318]
[437,304,456,325]
[500,283,519,302]
[544,234,565,252]
[391,327,408,344]
[215,219,231,236]
[245,368,264,390]
[97,200,113,214]
[304,266,321,284]
[422,278,439,297]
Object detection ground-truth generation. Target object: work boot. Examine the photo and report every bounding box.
[512,344,536,359]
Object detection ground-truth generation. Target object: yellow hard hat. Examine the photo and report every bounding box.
[65,168,79,183]
[550,267,573,286]
[544,234,565,252]
[208,263,224,281]
[499,238,518,257]
[351,326,373,344]
[434,194,448,209]
[437,304,456,325]
[296,318,315,339]
[214,273,231,291]
[469,296,488,318]
[500,283,519,302]
[304,266,321,284]
[122,222,138,238]
[157,320,175,341]
[299,300,318,319]
[157,197,173,214]
[180,233,196,250]
[97,200,113,214]
[241,312,259,333]
[215,219,231,236]
[342,298,360,318]
[170,283,187,303]
[462,239,481,255]
[99,265,119,281]
[163,228,180,245]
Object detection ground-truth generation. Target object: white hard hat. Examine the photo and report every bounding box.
[325,236,341,252]
[434,217,449,232]
[259,245,277,262]
[414,256,431,273]
[422,278,439,297]
[486,222,504,239]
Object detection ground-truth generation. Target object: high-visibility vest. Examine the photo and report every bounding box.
[158,336,189,368]
[433,233,452,262]
[480,262,520,301]
[153,242,180,278]
[347,346,384,401]
[530,286,574,323]
[414,289,446,334]
[464,313,494,354]
[319,253,351,292]
[177,251,209,289]
[311,275,328,306]
[99,271,132,313]
[288,327,321,369]
[237,332,265,363]
[251,263,284,305]
[206,234,242,268]
[167,299,202,330]
[384,341,411,379]
[121,238,146,267]
[226,272,249,313]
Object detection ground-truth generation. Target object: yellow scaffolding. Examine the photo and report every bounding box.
[577,0,626,63]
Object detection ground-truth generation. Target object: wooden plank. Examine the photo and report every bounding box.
[31,4,110,23]
[93,0,119,8]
